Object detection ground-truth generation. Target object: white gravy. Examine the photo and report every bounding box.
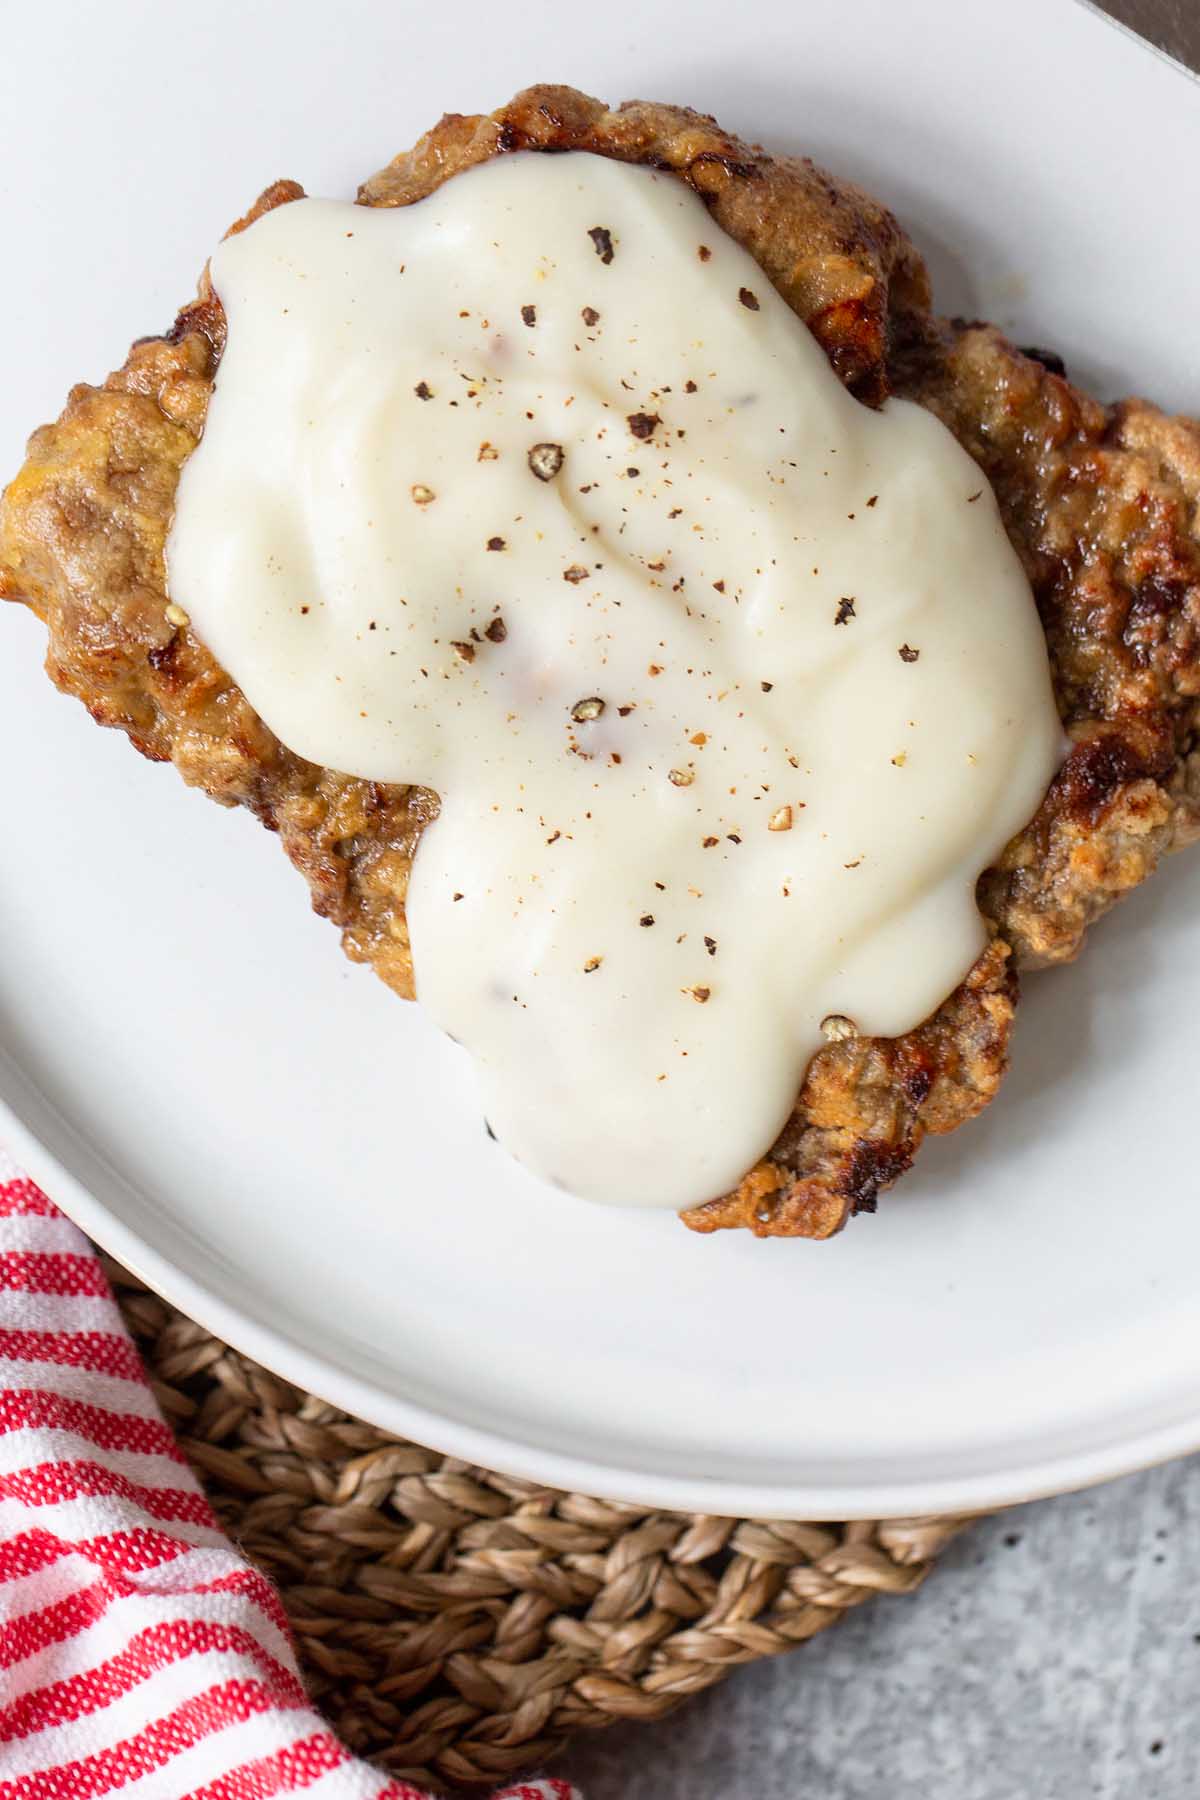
[167,152,1061,1210]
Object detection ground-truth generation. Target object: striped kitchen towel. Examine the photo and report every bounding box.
[0,1154,577,1799]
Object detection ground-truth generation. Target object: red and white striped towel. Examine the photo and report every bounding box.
[0,1151,578,1800]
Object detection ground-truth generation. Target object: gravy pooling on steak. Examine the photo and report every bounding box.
[164,153,1061,1212]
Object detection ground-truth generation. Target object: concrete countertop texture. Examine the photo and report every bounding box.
[557,6,1200,1795]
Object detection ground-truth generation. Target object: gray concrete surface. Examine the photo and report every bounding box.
[558,1461,1200,1797]
[554,6,1200,1794]
[1102,0,1199,67]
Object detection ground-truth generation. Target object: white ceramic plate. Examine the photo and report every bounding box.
[2,0,1198,1520]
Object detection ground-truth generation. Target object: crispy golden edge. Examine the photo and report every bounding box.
[358,86,932,405]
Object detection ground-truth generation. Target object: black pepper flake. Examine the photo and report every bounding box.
[588,226,615,264]
[866,494,878,507]
[727,833,741,844]
[713,580,726,594]
[704,936,717,956]
[899,644,920,662]
[486,536,506,552]
[528,442,565,481]
[521,303,537,327]
[414,381,434,400]
[685,379,698,393]
[300,605,310,615]
[485,616,507,642]
[640,914,655,927]
[581,305,600,326]
[835,597,856,626]
[452,892,464,902]
[627,412,660,440]
[702,836,719,848]
[563,565,589,584]
[760,679,773,692]
[668,507,682,519]
[739,287,760,311]
[617,704,635,716]
[698,245,712,261]
[626,467,640,478]
[450,640,476,663]
[967,490,983,502]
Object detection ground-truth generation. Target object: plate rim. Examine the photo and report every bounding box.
[6,1088,1200,1521]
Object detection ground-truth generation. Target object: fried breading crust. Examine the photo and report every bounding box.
[3,86,1198,1237]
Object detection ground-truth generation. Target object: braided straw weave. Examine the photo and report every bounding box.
[104,1257,973,1791]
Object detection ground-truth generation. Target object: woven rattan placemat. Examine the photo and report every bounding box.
[105,1257,972,1792]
